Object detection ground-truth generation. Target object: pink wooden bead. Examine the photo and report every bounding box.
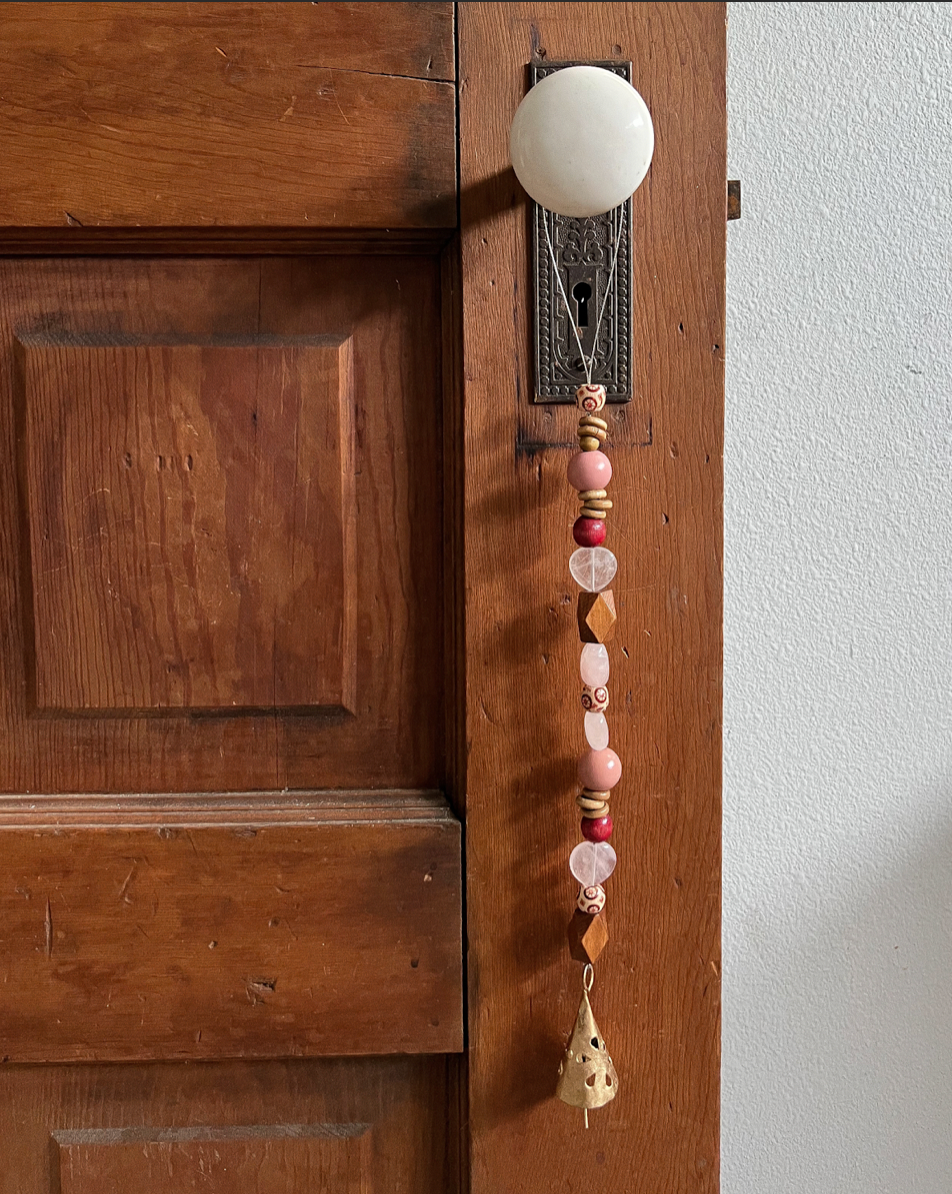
[567,450,612,492]
[577,747,622,791]
[581,816,613,843]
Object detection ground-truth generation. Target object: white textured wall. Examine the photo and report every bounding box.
[724,4,952,1191]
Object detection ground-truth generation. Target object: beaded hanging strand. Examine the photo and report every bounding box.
[556,380,620,1124]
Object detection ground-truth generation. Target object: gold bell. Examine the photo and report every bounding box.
[556,967,618,1126]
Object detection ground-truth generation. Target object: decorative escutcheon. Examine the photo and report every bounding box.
[531,60,634,404]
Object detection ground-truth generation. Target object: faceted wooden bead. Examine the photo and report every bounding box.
[567,449,612,491]
[572,517,606,547]
[580,683,609,713]
[576,383,607,413]
[567,908,609,964]
[577,589,617,643]
[581,815,613,843]
[577,884,606,913]
[577,747,622,791]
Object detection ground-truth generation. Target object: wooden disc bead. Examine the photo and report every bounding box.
[583,498,613,511]
[582,805,610,819]
[577,414,608,431]
[579,436,601,452]
[581,506,609,520]
[577,489,608,502]
[578,425,607,441]
[576,799,609,815]
[576,792,610,813]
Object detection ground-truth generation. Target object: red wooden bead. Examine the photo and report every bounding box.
[581,815,613,843]
[572,517,606,547]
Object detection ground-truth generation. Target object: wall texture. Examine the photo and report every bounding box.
[724,4,952,1191]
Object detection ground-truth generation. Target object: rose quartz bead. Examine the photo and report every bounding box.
[583,711,609,750]
[581,816,613,843]
[569,840,616,886]
[577,747,622,791]
[580,643,610,687]
[567,450,612,492]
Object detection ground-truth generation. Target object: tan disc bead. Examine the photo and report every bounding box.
[577,489,608,502]
[583,498,613,511]
[581,506,609,520]
[578,424,607,440]
[581,804,611,819]
[578,414,608,431]
[576,794,609,812]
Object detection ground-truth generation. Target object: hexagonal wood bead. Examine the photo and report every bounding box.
[577,589,617,644]
[567,909,609,964]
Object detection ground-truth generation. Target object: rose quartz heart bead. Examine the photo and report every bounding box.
[577,747,622,791]
[567,450,612,492]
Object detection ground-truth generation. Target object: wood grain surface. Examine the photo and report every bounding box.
[0,255,445,792]
[0,792,462,1062]
[459,4,725,1190]
[0,3,456,228]
[23,339,356,713]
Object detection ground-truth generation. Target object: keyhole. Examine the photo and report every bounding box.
[573,281,592,327]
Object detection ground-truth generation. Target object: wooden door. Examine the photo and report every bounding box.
[0,5,725,1192]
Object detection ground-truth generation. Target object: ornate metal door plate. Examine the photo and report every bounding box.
[531,60,633,404]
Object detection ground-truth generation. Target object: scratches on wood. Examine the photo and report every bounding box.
[44,898,52,958]
[246,977,278,1005]
[117,863,137,904]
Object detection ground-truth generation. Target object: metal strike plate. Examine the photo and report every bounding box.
[531,60,633,404]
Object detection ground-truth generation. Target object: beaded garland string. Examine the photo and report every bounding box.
[508,57,655,1133]
[555,380,620,1126]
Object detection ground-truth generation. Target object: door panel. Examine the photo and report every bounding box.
[0,255,445,792]
[0,793,461,1062]
[0,1057,455,1194]
[23,338,355,714]
[0,3,456,228]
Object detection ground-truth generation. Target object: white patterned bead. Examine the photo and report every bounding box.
[577,884,607,914]
[576,384,607,413]
[580,684,609,713]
